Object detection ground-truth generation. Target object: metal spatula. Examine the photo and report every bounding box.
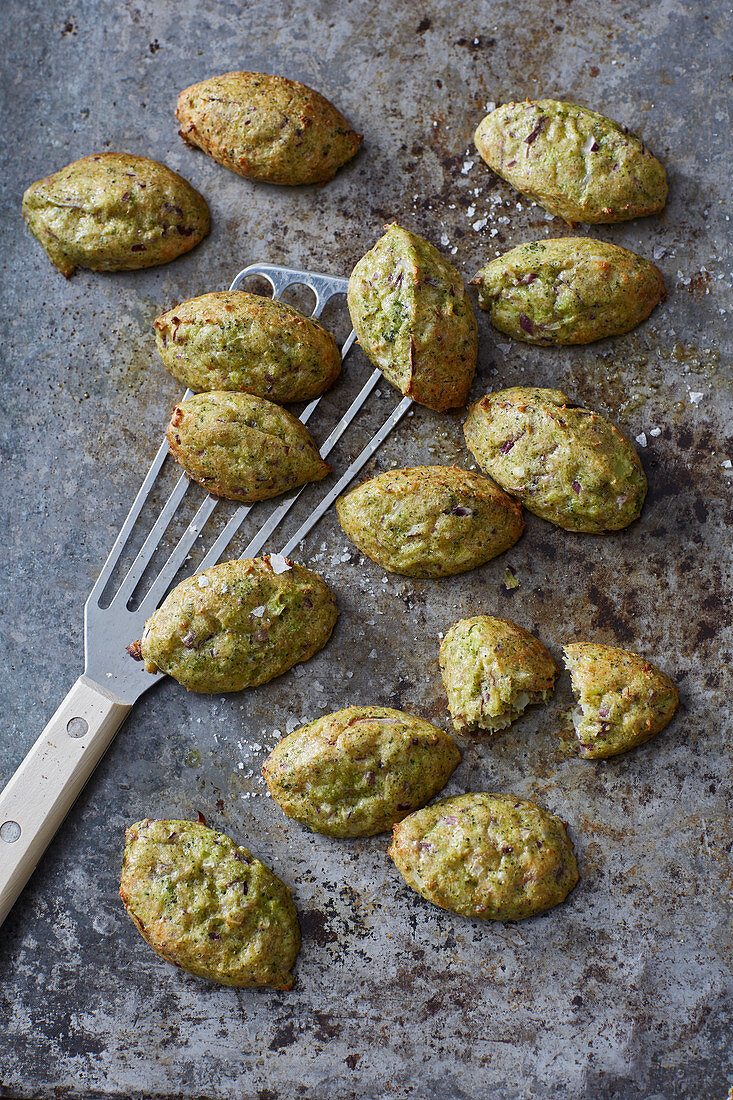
[0,263,413,927]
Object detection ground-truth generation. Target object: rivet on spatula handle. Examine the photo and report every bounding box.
[0,676,131,928]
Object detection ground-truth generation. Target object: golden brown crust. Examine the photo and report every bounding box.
[154,291,342,402]
[176,71,362,185]
[474,100,667,223]
[21,153,209,276]
[165,391,330,503]
[336,465,524,577]
[389,793,579,921]
[120,819,300,988]
[463,387,647,533]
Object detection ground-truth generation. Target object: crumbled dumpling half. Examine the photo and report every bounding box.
[560,642,678,759]
[439,617,558,735]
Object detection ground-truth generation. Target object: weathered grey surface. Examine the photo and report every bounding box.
[0,1,731,1098]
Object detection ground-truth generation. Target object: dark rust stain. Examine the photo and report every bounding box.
[586,583,634,642]
[692,499,708,524]
[313,1011,340,1041]
[299,908,337,946]
[269,1022,298,1051]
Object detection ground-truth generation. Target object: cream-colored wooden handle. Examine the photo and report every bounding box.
[0,675,131,927]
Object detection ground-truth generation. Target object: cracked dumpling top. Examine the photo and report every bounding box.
[347,223,477,411]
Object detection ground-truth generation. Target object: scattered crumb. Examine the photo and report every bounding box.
[503,567,520,590]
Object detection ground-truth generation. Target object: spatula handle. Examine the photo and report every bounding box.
[0,675,131,928]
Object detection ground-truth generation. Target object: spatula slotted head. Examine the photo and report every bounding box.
[84,263,413,703]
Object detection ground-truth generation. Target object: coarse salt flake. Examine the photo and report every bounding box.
[722,460,732,469]
[635,433,647,447]
[197,574,210,587]
[473,218,488,230]
[689,391,703,404]
[650,427,661,437]
[269,553,292,573]
[251,605,266,617]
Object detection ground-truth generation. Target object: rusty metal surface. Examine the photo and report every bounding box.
[0,1,731,1097]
